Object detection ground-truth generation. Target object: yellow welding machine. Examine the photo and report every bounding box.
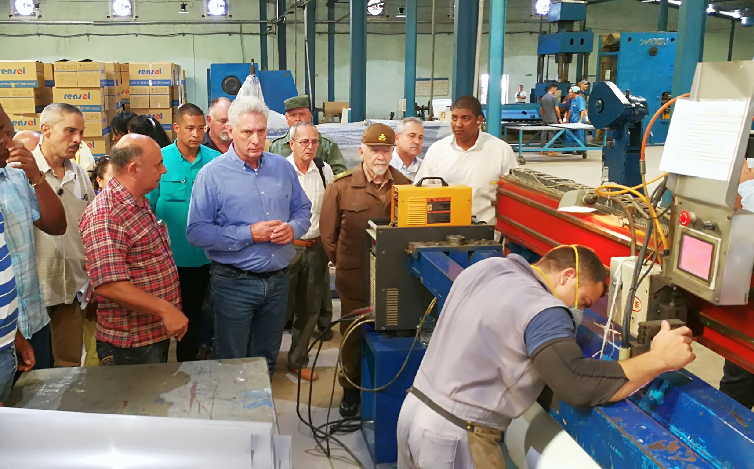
[390,177,473,227]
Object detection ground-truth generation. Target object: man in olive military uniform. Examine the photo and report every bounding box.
[269,95,347,175]
[320,123,411,417]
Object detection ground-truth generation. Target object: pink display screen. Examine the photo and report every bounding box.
[678,233,715,282]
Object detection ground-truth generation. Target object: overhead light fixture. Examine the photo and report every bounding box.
[205,0,228,17]
[558,189,598,213]
[10,0,37,17]
[706,4,716,13]
[720,9,742,18]
[534,0,551,15]
[396,7,406,18]
[110,0,134,18]
[367,0,384,16]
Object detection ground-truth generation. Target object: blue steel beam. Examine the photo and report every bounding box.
[658,0,669,31]
[327,0,335,101]
[350,0,367,122]
[260,0,268,70]
[451,0,479,101]
[487,0,507,137]
[672,0,706,96]
[403,0,418,117]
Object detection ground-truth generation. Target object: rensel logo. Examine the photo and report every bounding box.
[63,92,92,100]
[138,68,163,75]
[0,67,26,75]
[11,118,35,126]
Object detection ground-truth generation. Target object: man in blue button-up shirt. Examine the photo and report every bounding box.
[187,96,311,373]
[148,103,220,362]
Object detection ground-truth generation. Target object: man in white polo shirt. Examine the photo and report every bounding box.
[414,96,517,225]
[285,122,334,381]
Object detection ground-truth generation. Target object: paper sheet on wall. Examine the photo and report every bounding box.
[659,98,751,181]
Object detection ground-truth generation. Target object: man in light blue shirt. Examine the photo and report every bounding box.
[148,103,220,362]
[187,96,311,373]
[389,117,424,182]
[0,105,66,370]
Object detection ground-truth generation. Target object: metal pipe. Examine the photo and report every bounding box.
[277,0,288,70]
[671,0,706,95]
[260,0,269,70]
[0,19,268,25]
[429,0,437,119]
[727,19,735,61]
[305,0,316,123]
[451,0,480,100]
[349,0,367,121]
[328,0,335,101]
[488,0,507,138]
[473,0,485,98]
[404,0,418,117]
[658,0,669,31]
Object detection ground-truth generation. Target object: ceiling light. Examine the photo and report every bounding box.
[534,0,551,15]
[205,0,228,17]
[110,0,133,18]
[10,0,37,17]
[720,9,742,18]
[396,7,406,18]
[706,5,716,13]
[367,0,384,16]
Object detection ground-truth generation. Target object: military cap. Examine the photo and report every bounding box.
[362,123,395,146]
[284,95,311,112]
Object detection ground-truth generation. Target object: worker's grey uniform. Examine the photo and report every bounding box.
[397,255,565,468]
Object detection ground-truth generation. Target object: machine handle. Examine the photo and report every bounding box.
[414,177,448,187]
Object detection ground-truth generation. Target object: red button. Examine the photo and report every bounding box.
[679,210,691,226]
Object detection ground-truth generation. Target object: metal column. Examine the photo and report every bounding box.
[727,20,735,61]
[404,0,418,117]
[487,0,507,137]
[327,0,335,101]
[276,0,287,70]
[260,0,268,70]
[452,0,479,100]
[658,0,669,31]
[305,0,316,123]
[350,0,367,122]
[671,0,706,96]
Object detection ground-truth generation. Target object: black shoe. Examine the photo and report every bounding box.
[339,389,360,418]
[317,327,334,341]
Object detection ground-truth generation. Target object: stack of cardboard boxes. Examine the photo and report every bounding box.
[129,62,181,141]
[0,61,53,133]
[52,60,126,158]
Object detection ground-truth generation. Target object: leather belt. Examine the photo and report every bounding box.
[408,386,501,437]
[293,237,320,248]
[212,262,286,278]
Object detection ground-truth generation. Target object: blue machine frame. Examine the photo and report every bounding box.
[596,32,677,144]
[363,244,754,467]
[206,63,298,114]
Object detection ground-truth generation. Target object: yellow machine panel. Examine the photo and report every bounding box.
[390,181,472,227]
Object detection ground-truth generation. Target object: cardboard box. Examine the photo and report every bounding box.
[54,61,119,88]
[43,63,54,87]
[84,137,112,157]
[149,94,177,109]
[0,61,45,87]
[53,87,108,112]
[8,113,40,131]
[129,94,150,109]
[82,111,111,137]
[130,107,175,128]
[128,62,178,86]
[0,87,51,114]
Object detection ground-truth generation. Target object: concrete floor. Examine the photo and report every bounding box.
[275,146,726,468]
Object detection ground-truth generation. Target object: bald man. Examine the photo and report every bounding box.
[80,134,188,365]
[13,130,41,151]
[204,97,232,154]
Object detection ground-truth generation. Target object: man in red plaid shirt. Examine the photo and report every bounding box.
[80,134,188,365]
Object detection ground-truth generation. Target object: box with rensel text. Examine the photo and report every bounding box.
[0,61,45,88]
[8,113,40,131]
[53,87,108,112]
[128,62,179,87]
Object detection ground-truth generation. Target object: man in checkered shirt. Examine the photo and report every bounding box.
[80,134,188,365]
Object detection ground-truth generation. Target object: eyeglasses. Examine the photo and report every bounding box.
[294,138,320,147]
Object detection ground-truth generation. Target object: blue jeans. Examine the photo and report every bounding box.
[96,340,169,366]
[29,324,52,370]
[0,344,17,404]
[210,263,289,374]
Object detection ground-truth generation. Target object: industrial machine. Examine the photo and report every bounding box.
[390,178,472,228]
[360,61,754,468]
[534,1,593,101]
[597,32,677,144]
[588,80,648,187]
[206,62,297,114]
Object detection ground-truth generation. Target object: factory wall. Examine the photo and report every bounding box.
[0,0,752,120]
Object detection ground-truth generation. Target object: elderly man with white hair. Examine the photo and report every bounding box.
[187,96,312,374]
[390,117,425,181]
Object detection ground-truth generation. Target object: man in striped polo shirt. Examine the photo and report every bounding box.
[0,210,35,405]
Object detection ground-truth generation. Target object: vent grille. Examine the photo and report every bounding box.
[384,288,400,327]
[406,198,428,226]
